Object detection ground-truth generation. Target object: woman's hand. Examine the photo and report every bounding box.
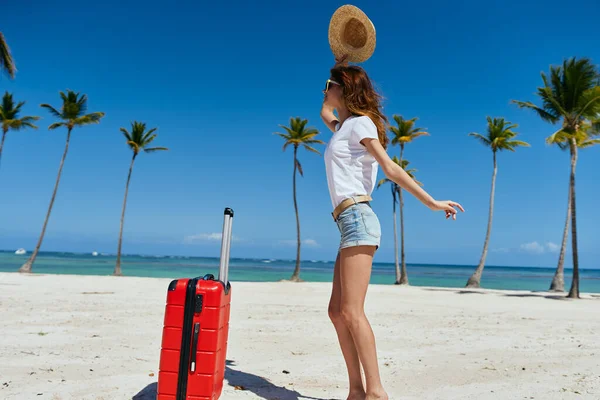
[430,200,465,220]
[321,102,338,133]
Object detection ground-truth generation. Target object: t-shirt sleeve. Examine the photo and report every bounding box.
[352,116,379,144]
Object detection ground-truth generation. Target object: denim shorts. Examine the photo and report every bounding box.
[335,202,381,250]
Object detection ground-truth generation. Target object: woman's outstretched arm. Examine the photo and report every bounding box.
[362,137,464,219]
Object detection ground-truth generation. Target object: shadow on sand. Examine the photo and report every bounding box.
[131,360,336,400]
[132,382,156,400]
[422,287,486,295]
[501,292,574,300]
[224,359,335,400]
[422,287,589,300]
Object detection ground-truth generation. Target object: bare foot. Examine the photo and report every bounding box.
[365,391,388,400]
[347,390,366,400]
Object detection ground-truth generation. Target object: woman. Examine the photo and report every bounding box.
[321,57,464,400]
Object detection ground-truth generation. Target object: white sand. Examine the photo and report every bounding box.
[0,272,599,400]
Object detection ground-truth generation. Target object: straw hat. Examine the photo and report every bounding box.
[328,5,376,63]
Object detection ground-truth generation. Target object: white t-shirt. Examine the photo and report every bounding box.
[324,115,380,209]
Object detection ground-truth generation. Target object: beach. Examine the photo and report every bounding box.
[1,272,599,400]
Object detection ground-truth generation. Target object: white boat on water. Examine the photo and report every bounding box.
[15,248,26,255]
[92,251,99,257]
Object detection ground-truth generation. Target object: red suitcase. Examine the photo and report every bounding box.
[157,208,233,400]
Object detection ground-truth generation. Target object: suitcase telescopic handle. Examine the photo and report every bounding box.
[218,208,234,285]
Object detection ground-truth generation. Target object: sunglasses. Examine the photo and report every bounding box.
[324,79,340,93]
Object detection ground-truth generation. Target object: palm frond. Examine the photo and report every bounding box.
[144,146,169,153]
[303,145,321,155]
[5,119,21,129]
[298,132,321,141]
[511,100,560,124]
[74,112,105,126]
[302,126,319,134]
[141,127,158,142]
[575,86,600,120]
[591,119,600,135]
[41,104,63,119]
[19,116,40,124]
[280,125,296,137]
[503,139,531,152]
[48,122,66,130]
[295,158,303,177]
[555,141,569,151]
[1,92,14,115]
[376,178,391,189]
[545,127,570,147]
[303,139,325,145]
[579,138,600,148]
[400,159,420,182]
[469,132,491,147]
[59,91,69,104]
[275,132,292,141]
[539,86,569,120]
[407,130,430,139]
[0,32,16,79]
[507,140,530,148]
[13,100,25,114]
[20,121,38,130]
[127,141,140,153]
[75,92,88,116]
[120,127,132,142]
[7,119,38,131]
[140,133,157,147]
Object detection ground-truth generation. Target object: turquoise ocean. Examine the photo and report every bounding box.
[1,250,599,293]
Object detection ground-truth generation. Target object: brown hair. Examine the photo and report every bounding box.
[330,65,389,149]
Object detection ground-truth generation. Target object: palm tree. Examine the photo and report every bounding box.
[377,157,421,285]
[466,117,530,288]
[114,121,168,276]
[546,126,600,292]
[389,115,429,285]
[512,57,600,298]
[275,117,323,282]
[19,90,105,273]
[0,32,16,79]
[0,92,40,169]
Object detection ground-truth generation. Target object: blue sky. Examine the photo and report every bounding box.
[1,0,599,268]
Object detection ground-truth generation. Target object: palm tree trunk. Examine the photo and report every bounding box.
[392,185,400,284]
[549,186,570,292]
[19,127,72,273]
[290,145,302,282]
[567,139,580,299]
[115,153,137,276]
[0,127,7,169]
[398,185,408,285]
[466,150,497,288]
[398,145,409,285]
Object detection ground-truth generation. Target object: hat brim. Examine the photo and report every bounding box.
[328,5,376,63]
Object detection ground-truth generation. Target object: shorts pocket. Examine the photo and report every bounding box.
[360,207,381,238]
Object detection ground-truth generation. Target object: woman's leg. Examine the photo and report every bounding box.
[339,245,387,399]
[328,252,365,399]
